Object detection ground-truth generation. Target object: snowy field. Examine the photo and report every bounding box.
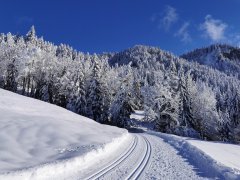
[0,89,128,179]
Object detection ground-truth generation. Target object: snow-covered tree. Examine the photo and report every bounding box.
[0,27,240,141]
[25,25,37,43]
[86,55,110,123]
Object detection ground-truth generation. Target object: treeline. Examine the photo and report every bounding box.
[0,26,240,142]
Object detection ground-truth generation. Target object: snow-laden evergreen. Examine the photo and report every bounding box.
[181,44,240,78]
[0,27,240,142]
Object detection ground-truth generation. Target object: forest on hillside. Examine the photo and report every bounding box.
[1,26,240,142]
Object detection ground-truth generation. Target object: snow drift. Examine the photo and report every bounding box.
[0,89,128,179]
[148,131,240,179]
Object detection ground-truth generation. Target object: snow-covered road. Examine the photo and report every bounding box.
[79,133,213,180]
[84,134,151,180]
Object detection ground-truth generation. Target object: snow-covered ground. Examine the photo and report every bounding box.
[132,110,240,179]
[78,130,240,179]
[187,139,240,173]
[1,92,240,180]
[148,131,240,179]
[79,111,240,179]
[130,110,145,121]
[0,89,128,179]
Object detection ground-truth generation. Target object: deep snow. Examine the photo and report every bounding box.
[187,139,240,173]
[0,89,128,178]
[1,91,240,180]
[148,131,240,179]
[132,110,240,178]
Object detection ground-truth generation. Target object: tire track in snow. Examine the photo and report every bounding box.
[125,135,152,180]
[86,135,138,180]
[80,133,221,180]
[94,134,152,180]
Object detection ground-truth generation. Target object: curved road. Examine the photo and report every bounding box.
[80,133,205,180]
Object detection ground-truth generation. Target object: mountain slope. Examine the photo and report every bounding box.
[0,89,128,176]
[181,44,240,77]
[108,45,177,66]
[1,29,240,142]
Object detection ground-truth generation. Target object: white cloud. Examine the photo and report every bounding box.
[200,15,228,41]
[161,6,178,31]
[150,6,178,31]
[175,22,191,43]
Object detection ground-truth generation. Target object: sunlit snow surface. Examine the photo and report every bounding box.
[131,110,240,178]
[0,89,127,175]
[188,139,240,172]
[1,92,240,179]
[130,110,144,121]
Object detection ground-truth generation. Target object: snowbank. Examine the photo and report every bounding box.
[187,139,240,174]
[0,89,128,179]
[148,131,240,179]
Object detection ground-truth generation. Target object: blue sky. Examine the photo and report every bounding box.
[1,0,240,54]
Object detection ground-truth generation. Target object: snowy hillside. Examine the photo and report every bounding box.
[181,44,240,77]
[0,89,128,178]
[0,89,240,179]
[1,28,240,142]
[108,45,177,66]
